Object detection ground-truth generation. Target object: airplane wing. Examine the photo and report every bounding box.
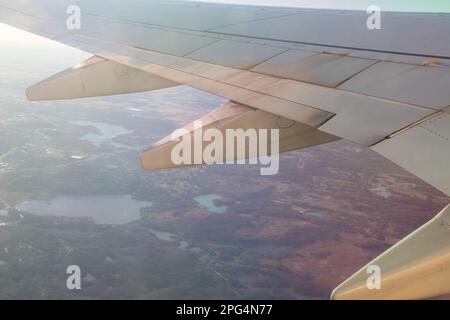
[1,0,450,300]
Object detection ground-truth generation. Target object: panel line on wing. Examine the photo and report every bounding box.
[204,30,450,60]
[384,111,446,140]
[203,11,303,32]
[181,39,223,58]
[77,6,296,35]
[333,60,383,88]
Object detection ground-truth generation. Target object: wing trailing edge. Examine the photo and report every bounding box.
[26,56,178,101]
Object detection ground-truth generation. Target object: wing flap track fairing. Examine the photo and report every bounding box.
[26,56,179,101]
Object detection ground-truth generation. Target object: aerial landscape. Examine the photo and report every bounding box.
[0,24,449,300]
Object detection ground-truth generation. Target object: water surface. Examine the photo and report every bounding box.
[71,121,131,147]
[194,194,227,214]
[16,195,152,225]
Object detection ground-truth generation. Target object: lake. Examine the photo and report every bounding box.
[71,121,131,147]
[194,194,227,214]
[16,195,152,225]
[370,186,393,199]
[144,228,204,257]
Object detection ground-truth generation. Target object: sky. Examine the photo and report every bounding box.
[0,24,88,83]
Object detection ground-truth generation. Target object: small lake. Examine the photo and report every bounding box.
[16,195,152,225]
[370,186,393,199]
[194,194,227,214]
[144,228,204,256]
[147,228,175,242]
[71,121,131,147]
